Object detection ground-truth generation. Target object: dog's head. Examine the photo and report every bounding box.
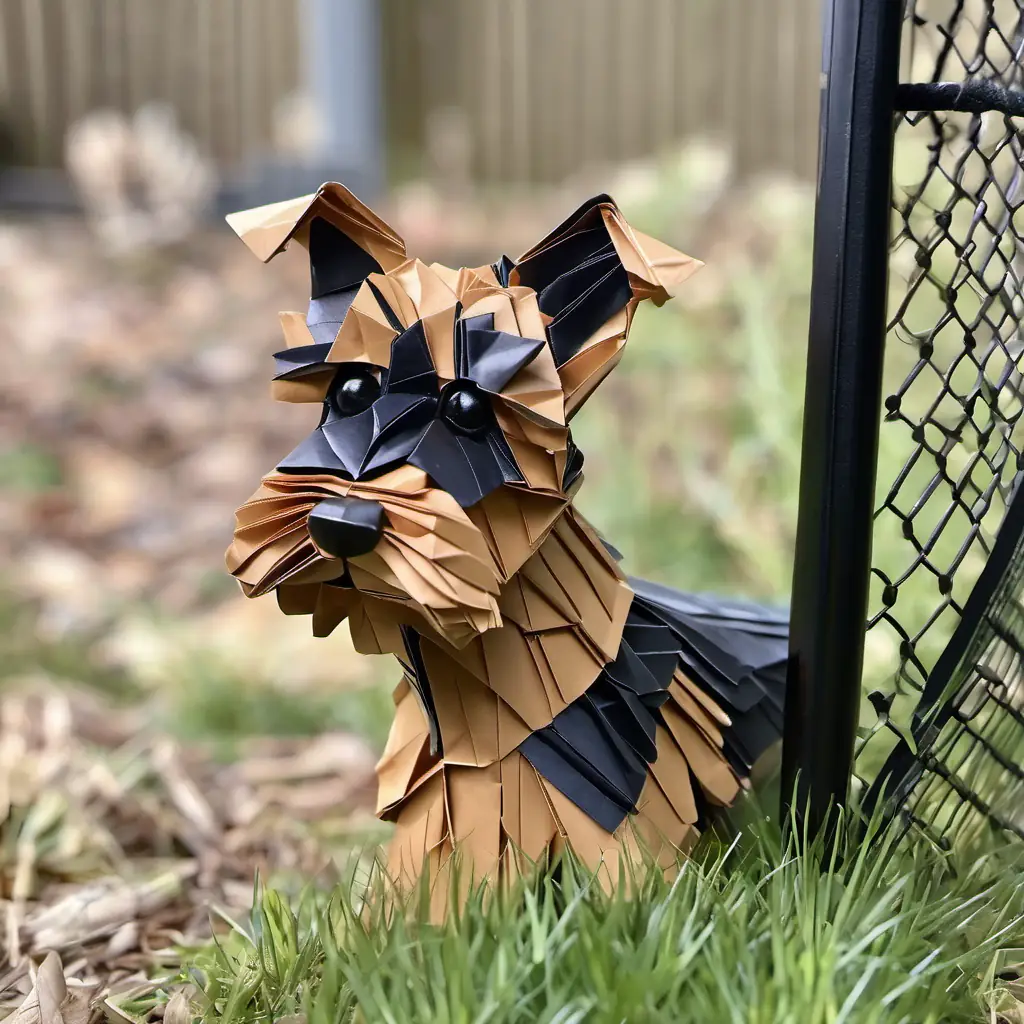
[225,184,699,653]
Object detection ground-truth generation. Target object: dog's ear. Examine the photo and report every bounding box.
[227,184,408,398]
[509,195,701,418]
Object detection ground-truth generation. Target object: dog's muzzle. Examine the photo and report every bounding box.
[307,496,385,559]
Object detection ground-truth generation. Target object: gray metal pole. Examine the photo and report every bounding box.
[302,0,384,197]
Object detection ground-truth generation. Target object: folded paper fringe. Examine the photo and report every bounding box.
[372,509,788,918]
[223,182,788,919]
[227,465,505,645]
[381,672,739,922]
[226,464,576,650]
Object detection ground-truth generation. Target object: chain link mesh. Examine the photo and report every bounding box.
[856,0,1024,845]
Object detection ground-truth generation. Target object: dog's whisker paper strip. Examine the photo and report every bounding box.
[225,181,787,914]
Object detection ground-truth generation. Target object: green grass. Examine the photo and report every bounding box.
[0,441,63,492]
[178,806,1024,1024]
[0,588,395,754]
[162,655,395,756]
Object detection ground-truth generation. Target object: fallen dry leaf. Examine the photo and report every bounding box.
[160,986,196,1024]
[24,866,196,953]
[0,683,379,1009]
[4,952,93,1024]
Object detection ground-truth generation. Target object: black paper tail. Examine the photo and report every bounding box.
[629,578,789,776]
[519,579,791,833]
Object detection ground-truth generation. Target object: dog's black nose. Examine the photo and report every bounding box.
[307,497,384,559]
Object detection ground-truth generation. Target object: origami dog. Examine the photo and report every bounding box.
[225,184,786,908]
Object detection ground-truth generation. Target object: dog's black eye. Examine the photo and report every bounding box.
[440,382,492,435]
[332,366,381,416]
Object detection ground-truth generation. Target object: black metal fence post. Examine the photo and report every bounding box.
[781,0,903,837]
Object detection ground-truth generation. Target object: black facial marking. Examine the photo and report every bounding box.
[457,313,546,394]
[399,626,443,756]
[408,420,513,508]
[384,320,439,396]
[272,342,335,381]
[277,304,534,505]
[318,405,375,477]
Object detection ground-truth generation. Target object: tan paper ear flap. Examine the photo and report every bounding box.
[224,181,407,271]
[599,206,703,306]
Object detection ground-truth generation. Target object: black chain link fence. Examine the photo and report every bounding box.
[857,0,1024,846]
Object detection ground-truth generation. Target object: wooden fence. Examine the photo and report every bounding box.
[383,0,822,183]
[0,0,302,168]
[0,0,821,185]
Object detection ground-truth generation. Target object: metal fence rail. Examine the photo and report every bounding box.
[786,0,1024,845]
[782,0,902,839]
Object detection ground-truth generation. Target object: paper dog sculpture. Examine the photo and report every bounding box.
[225,184,787,907]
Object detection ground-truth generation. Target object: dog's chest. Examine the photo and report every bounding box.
[390,507,690,834]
